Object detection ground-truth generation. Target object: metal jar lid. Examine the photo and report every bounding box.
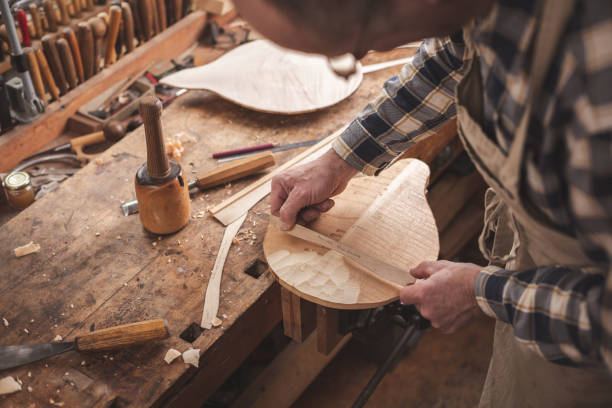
[3,171,31,191]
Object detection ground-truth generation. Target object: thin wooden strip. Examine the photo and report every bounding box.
[200,212,247,329]
[210,126,343,225]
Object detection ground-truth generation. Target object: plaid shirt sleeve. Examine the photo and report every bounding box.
[332,33,468,176]
[474,12,612,368]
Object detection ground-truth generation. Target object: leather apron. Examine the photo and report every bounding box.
[455,0,612,406]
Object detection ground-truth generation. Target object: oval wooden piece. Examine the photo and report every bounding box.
[263,159,439,309]
[161,40,363,115]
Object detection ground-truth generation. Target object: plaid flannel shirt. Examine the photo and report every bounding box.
[333,0,612,369]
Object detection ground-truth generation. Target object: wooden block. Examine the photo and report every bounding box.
[316,305,343,355]
[281,287,316,343]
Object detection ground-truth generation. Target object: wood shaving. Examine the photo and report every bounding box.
[0,377,21,395]
[182,348,200,368]
[211,317,222,327]
[53,335,63,342]
[164,348,181,364]
[165,137,185,160]
[2,318,8,327]
[13,242,41,257]
[23,328,29,334]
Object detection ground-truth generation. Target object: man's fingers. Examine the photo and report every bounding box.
[270,177,289,217]
[312,199,335,213]
[399,283,422,306]
[278,188,310,230]
[410,261,445,279]
[299,207,321,224]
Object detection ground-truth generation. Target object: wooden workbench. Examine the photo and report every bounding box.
[0,45,419,407]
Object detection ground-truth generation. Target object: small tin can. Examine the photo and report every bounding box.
[3,171,35,210]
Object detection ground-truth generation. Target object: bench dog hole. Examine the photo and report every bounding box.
[179,322,204,342]
[244,259,268,279]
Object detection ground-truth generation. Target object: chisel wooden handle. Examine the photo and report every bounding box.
[138,0,153,40]
[156,0,167,31]
[77,22,94,79]
[149,0,159,36]
[128,0,142,44]
[62,27,83,82]
[56,38,78,89]
[75,318,169,351]
[84,0,94,11]
[196,151,276,190]
[88,16,105,74]
[71,0,82,18]
[29,4,44,39]
[56,0,70,25]
[104,6,122,66]
[173,0,182,23]
[121,2,135,53]
[24,47,46,101]
[42,34,69,95]
[35,46,59,100]
[42,0,58,32]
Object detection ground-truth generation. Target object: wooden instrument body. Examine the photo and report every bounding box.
[263,159,439,309]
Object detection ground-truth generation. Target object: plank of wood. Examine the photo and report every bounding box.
[280,287,316,343]
[231,330,351,408]
[264,159,438,310]
[210,127,341,226]
[201,212,247,329]
[161,40,363,114]
[0,10,207,173]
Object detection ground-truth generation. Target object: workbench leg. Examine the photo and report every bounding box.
[316,305,343,355]
[281,287,316,343]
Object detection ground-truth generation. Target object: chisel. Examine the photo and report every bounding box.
[34,45,59,100]
[104,5,122,66]
[56,37,78,89]
[56,0,70,25]
[149,0,159,36]
[76,21,94,79]
[42,0,58,32]
[216,138,324,163]
[0,318,169,371]
[42,34,69,94]
[28,4,43,39]
[15,8,31,47]
[121,2,135,53]
[156,0,166,30]
[24,47,46,101]
[63,26,83,82]
[138,0,153,40]
[88,16,105,74]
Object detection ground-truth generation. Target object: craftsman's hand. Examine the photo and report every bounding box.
[400,261,484,333]
[271,149,359,230]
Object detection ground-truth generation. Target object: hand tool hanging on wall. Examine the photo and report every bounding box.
[0,0,44,122]
[88,16,105,73]
[56,0,70,25]
[34,45,59,99]
[120,1,135,53]
[41,34,68,94]
[76,21,93,79]
[103,5,121,66]
[0,318,169,370]
[55,37,78,89]
[23,46,46,101]
[41,0,58,32]
[62,26,83,82]
[138,0,153,41]
[28,3,43,39]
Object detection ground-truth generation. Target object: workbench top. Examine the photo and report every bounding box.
[0,46,416,407]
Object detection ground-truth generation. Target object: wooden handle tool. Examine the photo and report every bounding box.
[56,0,71,25]
[156,0,167,31]
[128,0,143,44]
[15,8,32,47]
[121,2,135,52]
[42,0,59,32]
[84,0,94,11]
[270,217,408,290]
[172,0,182,23]
[140,96,169,178]
[71,0,82,18]
[56,37,78,89]
[34,45,59,100]
[88,16,106,74]
[29,4,44,39]
[97,11,109,26]
[150,0,159,36]
[75,319,169,351]
[42,34,69,95]
[138,0,153,41]
[104,5,122,66]
[62,27,84,82]
[196,151,276,190]
[24,47,47,101]
[76,22,94,79]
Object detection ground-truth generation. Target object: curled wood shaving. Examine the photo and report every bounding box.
[0,376,22,395]
[182,348,200,368]
[13,242,41,257]
[2,318,8,327]
[53,335,63,342]
[164,348,181,364]
[211,317,222,327]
